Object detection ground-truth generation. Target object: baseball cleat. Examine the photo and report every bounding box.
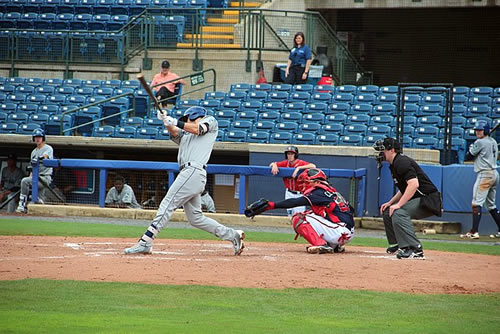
[386,244,399,254]
[489,232,500,239]
[232,230,245,255]
[460,231,479,239]
[15,206,26,214]
[124,240,152,254]
[333,244,345,253]
[396,245,425,260]
[306,245,335,254]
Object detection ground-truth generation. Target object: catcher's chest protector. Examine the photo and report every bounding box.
[304,183,350,223]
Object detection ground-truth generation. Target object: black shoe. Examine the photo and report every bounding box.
[386,244,399,254]
[396,245,425,259]
[333,244,345,253]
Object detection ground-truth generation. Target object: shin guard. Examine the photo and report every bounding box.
[292,213,326,246]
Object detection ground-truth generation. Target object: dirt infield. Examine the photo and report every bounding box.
[0,236,499,295]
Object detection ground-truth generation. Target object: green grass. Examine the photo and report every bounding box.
[0,279,498,334]
[1,219,499,255]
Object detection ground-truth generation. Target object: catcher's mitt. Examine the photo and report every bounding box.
[244,198,270,217]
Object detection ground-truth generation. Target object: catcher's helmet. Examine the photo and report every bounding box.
[473,120,490,135]
[373,137,401,152]
[284,145,299,159]
[297,168,327,192]
[179,106,207,122]
[32,128,45,142]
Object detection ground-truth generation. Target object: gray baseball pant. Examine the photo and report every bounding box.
[383,197,433,249]
[20,175,52,197]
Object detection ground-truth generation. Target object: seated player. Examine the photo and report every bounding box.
[245,168,355,254]
[105,175,142,209]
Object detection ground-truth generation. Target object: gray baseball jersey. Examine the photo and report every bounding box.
[1,167,24,190]
[171,115,218,167]
[105,184,142,209]
[470,137,498,172]
[31,144,54,176]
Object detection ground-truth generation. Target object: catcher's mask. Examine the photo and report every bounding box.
[284,145,299,159]
[297,168,327,192]
[373,137,401,166]
[179,106,207,122]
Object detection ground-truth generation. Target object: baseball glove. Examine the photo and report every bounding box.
[244,198,271,217]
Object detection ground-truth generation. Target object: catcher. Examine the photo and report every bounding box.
[245,168,355,254]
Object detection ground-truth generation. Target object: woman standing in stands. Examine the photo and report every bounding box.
[284,32,312,85]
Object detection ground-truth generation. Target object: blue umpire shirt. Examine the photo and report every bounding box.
[289,45,312,67]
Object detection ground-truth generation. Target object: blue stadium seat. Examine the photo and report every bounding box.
[24,0,44,14]
[229,120,252,131]
[107,14,129,31]
[266,91,288,102]
[414,126,439,138]
[204,91,225,100]
[102,97,129,125]
[155,128,170,140]
[86,96,107,105]
[121,79,141,89]
[391,115,417,126]
[470,86,493,96]
[7,94,27,104]
[101,79,122,88]
[226,91,247,101]
[17,123,42,135]
[230,83,251,92]
[38,104,59,115]
[403,103,419,115]
[252,83,272,92]
[275,121,299,133]
[404,94,420,104]
[53,13,74,30]
[236,110,258,122]
[0,85,16,94]
[93,125,115,137]
[465,116,491,129]
[43,78,63,86]
[0,112,6,122]
[29,113,50,127]
[291,133,315,145]
[246,131,269,143]
[215,110,236,121]
[113,87,135,96]
[6,77,26,87]
[271,84,292,92]
[215,119,230,130]
[417,105,443,116]
[362,134,385,147]
[452,105,467,116]
[262,101,284,113]
[219,100,241,111]
[224,130,247,142]
[74,107,101,136]
[310,92,332,104]
[493,97,500,107]
[314,134,338,146]
[18,13,38,29]
[464,128,477,141]
[347,114,370,125]
[63,78,83,87]
[122,116,144,127]
[239,100,261,112]
[302,113,325,124]
[313,85,335,93]
[200,99,220,110]
[466,105,491,118]
[25,78,44,86]
[452,94,468,106]
[246,90,267,101]
[18,103,38,114]
[335,85,356,94]
[292,84,313,92]
[46,114,73,135]
[354,93,376,104]
[252,120,275,132]
[333,93,353,104]
[370,115,393,126]
[413,137,439,150]
[493,88,500,97]
[269,131,292,144]
[376,94,397,104]
[0,122,18,134]
[83,79,102,88]
[114,125,136,138]
[216,129,225,141]
[59,0,79,14]
[65,95,87,105]
[491,107,500,118]
[299,123,321,134]
[453,86,470,96]
[421,94,445,106]
[328,102,350,115]
[257,111,280,122]
[339,135,362,146]
[130,0,152,16]
[367,125,391,136]
[287,91,310,103]
[357,85,379,95]
[438,126,464,139]
[280,112,302,123]
[46,95,66,105]
[438,138,467,163]
[325,113,347,124]
[350,103,372,115]
[284,102,306,113]
[95,87,114,97]
[8,113,30,125]
[469,96,492,106]
[56,86,75,96]
[319,123,343,135]
[344,124,367,136]
[144,117,164,129]
[0,103,16,114]
[416,116,441,127]
[304,102,327,114]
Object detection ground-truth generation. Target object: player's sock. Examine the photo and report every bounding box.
[141,224,159,244]
[472,206,482,233]
[16,194,27,210]
[489,208,500,229]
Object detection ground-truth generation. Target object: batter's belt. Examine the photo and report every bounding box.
[179,162,206,171]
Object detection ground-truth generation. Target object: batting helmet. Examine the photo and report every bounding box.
[32,128,45,142]
[297,168,327,192]
[473,120,490,135]
[284,145,299,159]
[179,106,207,122]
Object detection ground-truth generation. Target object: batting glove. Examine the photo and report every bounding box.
[164,116,178,127]
[156,109,166,121]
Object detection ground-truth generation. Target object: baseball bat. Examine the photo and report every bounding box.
[137,74,164,114]
[489,120,500,136]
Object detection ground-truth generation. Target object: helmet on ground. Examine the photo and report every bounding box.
[179,106,207,122]
[32,128,45,142]
[297,168,327,192]
[284,145,299,159]
[473,120,490,135]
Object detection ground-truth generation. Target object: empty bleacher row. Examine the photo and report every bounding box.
[1,77,499,154]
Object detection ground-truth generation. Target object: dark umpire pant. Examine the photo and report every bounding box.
[155,86,177,106]
[284,65,307,85]
[382,197,434,248]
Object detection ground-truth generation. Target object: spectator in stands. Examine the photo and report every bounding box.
[269,146,316,217]
[373,137,441,259]
[284,32,312,85]
[201,188,216,213]
[0,154,25,212]
[16,129,53,213]
[151,60,186,107]
[461,120,500,239]
[105,175,142,209]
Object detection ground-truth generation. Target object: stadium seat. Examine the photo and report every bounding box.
[339,135,363,146]
[438,138,467,163]
[357,85,379,94]
[314,134,339,146]
[216,129,225,141]
[333,93,353,104]
[65,95,87,106]
[17,123,42,135]
[0,103,17,114]
[302,113,325,124]
[310,92,332,104]
[292,84,313,92]
[219,100,240,111]
[452,94,468,106]
[114,125,136,138]
[421,94,445,106]
[60,0,79,14]
[7,94,27,104]
[29,113,50,127]
[335,85,356,94]
[291,133,315,145]
[465,116,491,129]
[275,121,299,133]
[284,102,306,113]
[224,130,247,142]
[304,102,328,114]
[391,115,417,126]
[200,99,220,110]
[95,87,114,97]
[15,86,35,96]
[121,79,141,89]
[287,91,310,103]
[271,84,292,92]
[347,114,370,125]
[0,122,18,134]
[63,78,83,87]
[122,116,144,127]
[314,85,335,93]
[18,104,38,114]
[25,78,44,86]
[56,86,75,96]
[319,123,343,135]
[229,120,252,131]
[8,113,30,124]
[362,134,385,147]
[246,90,267,101]
[102,97,129,125]
[46,114,73,135]
[470,87,493,96]
[390,125,415,138]
[452,105,467,116]
[344,124,367,136]
[453,86,470,96]
[107,14,129,31]
[354,93,376,104]
[269,131,292,144]
[414,126,439,138]
[46,95,66,105]
[257,111,280,122]
[404,94,420,104]
[235,111,258,122]
[83,79,102,88]
[246,131,269,143]
[465,105,491,118]
[299,123,321,134]
[226,91,247,101]
[239,100,261,112]
[252,83,272,92]
[38,104,59,115]
[416,116,441,127]
[266,91,288,102]
[369,115,393,126]
[367,125,391,136]
[417,105,443,116]
[129,0,152,16]
[93,125,115,137]
[144,117,164,129]
[155,128,169,140]
[101,79,122,88]
[0,112,6,122]
[261,102,284,113]
[376,94,397,104]
[328,102,350,115]
[215,110,236,121]
[491,107,500,118]
[403,103,419,115]
[86,96,107,105]
[253,120,275,132]
[350,103,372,115]
[280,112,302,123]
[230,83,251,92]
[325,113,347,124]
[73,107,101,136]
[413,137,438,150]
[438,126,464,139]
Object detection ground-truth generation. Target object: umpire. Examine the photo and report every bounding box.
[373,137,440,259]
